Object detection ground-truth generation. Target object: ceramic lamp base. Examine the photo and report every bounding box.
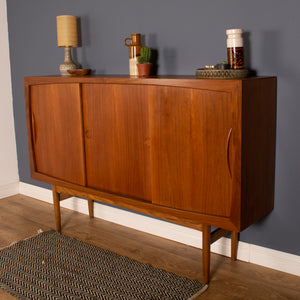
[60,46,77,76]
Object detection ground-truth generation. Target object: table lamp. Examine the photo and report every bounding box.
[56,15,78,76]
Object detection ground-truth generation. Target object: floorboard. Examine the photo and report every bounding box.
[0,194,299,299]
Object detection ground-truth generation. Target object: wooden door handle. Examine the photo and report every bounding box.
[31,112,37,145]
[85,129,91,139]
[226,128,232,178]
[144,138,151,147]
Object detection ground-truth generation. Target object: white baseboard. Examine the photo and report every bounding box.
[249,243,300,276]
[19,182,53,203]
[16,182,300,276]
[0,181,19,199]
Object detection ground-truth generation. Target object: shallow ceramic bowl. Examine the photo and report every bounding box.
[196,68,249,79]
[67,69,91,76]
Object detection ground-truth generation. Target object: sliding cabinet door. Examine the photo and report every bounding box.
[82,84,151,201]
[30,83,85,185]
[150,86,237,218]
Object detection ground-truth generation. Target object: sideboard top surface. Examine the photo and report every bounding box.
[24,75,276,83]
[24,75,276,93]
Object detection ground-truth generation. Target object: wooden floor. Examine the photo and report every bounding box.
[0,195,299,299]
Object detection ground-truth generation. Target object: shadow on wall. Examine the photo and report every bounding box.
[243,31,256,76]
[145,33,159,75]
[242,30,283,77]
[73,15,97,73]
[68,17,82,70]
[131,33,179,75]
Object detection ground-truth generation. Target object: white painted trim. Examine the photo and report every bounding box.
[0,181,19,199]
[19,182,53,203]
[0,0,19,185]
[249,243,300,276]
[16,182,300,276]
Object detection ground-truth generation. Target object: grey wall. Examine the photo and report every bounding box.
[7,0,300,256]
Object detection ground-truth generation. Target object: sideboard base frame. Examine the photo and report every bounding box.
[52,184,238,284]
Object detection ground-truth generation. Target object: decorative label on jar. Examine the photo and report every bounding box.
[227,47,244,69]
[226,29,244,69]
[129,57,139,76]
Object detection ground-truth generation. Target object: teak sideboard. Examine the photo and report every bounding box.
[24,75,277,283]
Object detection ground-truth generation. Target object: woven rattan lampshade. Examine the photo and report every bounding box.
[56,15,78,47]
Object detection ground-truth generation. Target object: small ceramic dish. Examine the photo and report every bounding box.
[67,69,91,76]
[196,68,249,79]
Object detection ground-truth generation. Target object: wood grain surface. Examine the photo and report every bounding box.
[23,76,277,233]
[0,195,299,300]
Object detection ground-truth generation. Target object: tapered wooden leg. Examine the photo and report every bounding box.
[202,224,211,284]
[231,231,239,261]
[52,185,61,232]
[88,198,94,218]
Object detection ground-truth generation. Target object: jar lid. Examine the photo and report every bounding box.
[226,28,243,35]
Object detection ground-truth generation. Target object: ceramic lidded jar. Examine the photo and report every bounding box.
[226,29,244,69]
[124,33,141,76]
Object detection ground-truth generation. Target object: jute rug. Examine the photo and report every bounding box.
[0,231,207,299]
